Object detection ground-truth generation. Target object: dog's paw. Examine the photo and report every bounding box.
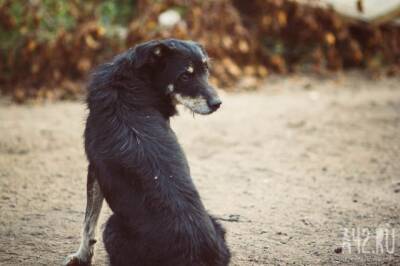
[63,253,92,266]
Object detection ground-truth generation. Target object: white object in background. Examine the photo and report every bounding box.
[158,9,181,28]
[318,0,400,23]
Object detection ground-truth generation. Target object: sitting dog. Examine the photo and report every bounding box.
[64,39,230,266]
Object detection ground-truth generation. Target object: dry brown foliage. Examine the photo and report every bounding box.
[0,0,399,102]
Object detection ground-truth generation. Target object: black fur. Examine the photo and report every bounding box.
[84,39,230,266]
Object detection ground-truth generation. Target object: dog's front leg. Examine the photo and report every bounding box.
[64,165,104,266]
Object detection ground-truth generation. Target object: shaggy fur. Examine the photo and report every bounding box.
[84,39,230,266]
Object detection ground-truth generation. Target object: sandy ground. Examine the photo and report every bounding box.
[0,74,400,265]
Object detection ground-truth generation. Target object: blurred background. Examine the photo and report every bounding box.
[0,0,399,101]
[1,1,400,265]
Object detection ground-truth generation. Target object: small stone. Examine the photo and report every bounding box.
[334,247,342,254]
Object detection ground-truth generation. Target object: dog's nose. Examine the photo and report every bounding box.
[208,98,222,111]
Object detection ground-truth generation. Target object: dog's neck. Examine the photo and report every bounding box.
[152,91,177,119]
[136,70,178,119]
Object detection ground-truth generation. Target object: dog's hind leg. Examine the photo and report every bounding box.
[64,164,104,266]
[103,214,135,266]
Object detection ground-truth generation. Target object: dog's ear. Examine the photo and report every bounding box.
[133,40,172,69]
[195,43,206,55]
[192,42,209,64]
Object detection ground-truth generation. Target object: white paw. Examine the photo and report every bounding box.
[63,253,92,266]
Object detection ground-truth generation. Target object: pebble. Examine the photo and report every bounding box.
[334,247,342,254]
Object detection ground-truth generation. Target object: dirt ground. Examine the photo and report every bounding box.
[1,74,399,265]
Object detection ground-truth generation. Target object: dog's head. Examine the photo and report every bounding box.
[133,39,222,115]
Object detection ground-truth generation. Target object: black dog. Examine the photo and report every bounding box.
[64,39,230,266]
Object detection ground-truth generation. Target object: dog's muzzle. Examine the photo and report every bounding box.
[173,93,221,115]
[207,97,222,111]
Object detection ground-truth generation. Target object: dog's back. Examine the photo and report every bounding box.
[85,39,230,266]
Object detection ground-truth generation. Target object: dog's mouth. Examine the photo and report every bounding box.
[173,94,221,115]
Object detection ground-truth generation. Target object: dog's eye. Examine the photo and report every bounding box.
[179,73,190,82]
